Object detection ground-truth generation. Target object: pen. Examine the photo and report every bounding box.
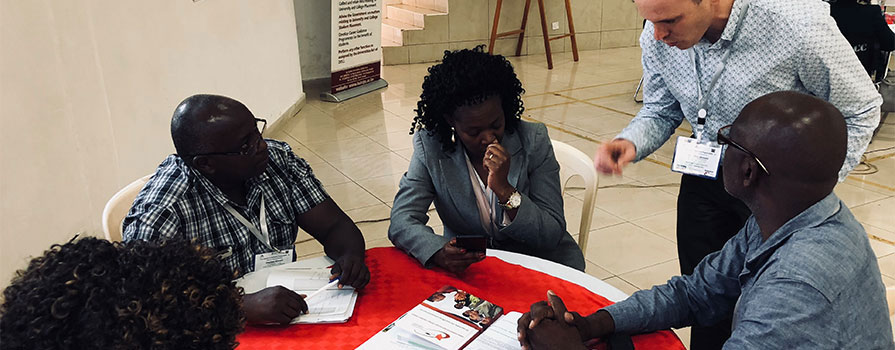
[303,278,339,302]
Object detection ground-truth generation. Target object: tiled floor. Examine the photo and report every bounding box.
[269,47,895,348]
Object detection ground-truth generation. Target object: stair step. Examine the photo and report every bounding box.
[382,18,423,31]
[387,4,446,27]
[405,0,448,13]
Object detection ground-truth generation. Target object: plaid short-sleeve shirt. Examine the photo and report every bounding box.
[122,140,328,276]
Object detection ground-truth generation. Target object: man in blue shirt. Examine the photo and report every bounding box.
[594,0,881,346]
[518,91,893,349]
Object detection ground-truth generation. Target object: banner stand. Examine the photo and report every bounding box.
[323,0,386,104]
[320,78,388,103]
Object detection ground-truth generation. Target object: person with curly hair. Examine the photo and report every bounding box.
[388,46,585,273]
[0,237,245,349]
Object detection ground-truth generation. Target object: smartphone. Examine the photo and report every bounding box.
[455,235,487,253]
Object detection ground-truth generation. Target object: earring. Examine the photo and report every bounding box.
[451,127,456,143]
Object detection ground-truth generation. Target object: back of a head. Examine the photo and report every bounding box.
[170,94,251,157]
[736,91,847,193]
[0,237,245,350]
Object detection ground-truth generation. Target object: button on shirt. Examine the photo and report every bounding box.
[603,193,894,349]
[618,0,881,181]
[123,140,329,276]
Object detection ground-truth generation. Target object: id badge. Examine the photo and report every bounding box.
[254,248,294,271]
[671,136,722,179]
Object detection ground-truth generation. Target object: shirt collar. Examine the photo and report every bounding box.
[718,0,751,42]
[748,192,842,261]
[178,157,270,208]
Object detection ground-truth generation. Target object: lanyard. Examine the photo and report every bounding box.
[690,0,752,141]
[222,194,278,253]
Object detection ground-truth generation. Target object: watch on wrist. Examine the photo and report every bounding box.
[499,190,522,209]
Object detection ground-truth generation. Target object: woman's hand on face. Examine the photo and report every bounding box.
[484,141,513,199]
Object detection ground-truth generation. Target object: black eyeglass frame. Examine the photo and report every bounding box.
[182,118,267,158]
[717,124,770,176]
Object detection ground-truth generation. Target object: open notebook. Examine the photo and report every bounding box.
[357,286,522,350]
[266,267,358,324]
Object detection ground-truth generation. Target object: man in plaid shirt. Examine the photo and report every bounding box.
[123,94,370,325]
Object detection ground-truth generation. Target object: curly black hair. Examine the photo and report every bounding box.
[411,45,525,152]
[0,237,245,350]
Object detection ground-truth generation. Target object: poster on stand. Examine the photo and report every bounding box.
[323,0,388,102]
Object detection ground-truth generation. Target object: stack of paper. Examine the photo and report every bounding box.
[266,267,358,324]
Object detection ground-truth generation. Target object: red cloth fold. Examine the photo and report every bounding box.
[237,247,684,350]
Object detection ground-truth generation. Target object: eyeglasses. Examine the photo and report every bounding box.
[717,124,770,175]
[185,118,267,157]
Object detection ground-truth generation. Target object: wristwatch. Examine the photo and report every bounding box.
[499,191,522,209]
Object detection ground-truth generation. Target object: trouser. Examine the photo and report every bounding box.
[676,172,751,350]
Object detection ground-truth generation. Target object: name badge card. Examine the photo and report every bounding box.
[254,248,294,271]
[671,136,722,179]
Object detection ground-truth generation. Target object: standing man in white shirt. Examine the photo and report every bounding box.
[593,0,881,348]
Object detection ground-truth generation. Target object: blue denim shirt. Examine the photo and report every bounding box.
[604,193,893,349]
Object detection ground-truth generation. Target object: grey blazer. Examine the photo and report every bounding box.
[388,121,585,271]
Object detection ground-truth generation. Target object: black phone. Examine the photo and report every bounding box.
[455,235,487,252]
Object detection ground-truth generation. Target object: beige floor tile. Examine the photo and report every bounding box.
[296,237,325,258]
[619,259,680,290]
[342,110,411,136]
[327,152,410,182]
[305,136,391,163]
[632,210,678,243]
[835,182,890,209]
[585,260,614,280]
[395,148,414,160]
[586,223,678,275]
[357,172,405,203]
[879,253,895,279]
[847,157,895,194]
[524,93,576,109]
[561,111,634,138]
[674,327,692,350]
[602,276,640,296]
[325,182,383,211]
[882,274,895,288]
[851,197,895,234]
[345,203,392,242]
[370,130,415,151]
[274,134,326,166]
[867,224,895,259]
[283,108,364,144]
[595,182,678,221]
[309,162,351,187]
[620,159,677,183]
[562,81,639,101]
[366,238,396,249]
[563,194,624,235]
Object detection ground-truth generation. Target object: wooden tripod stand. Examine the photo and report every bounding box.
[487,0,579,69]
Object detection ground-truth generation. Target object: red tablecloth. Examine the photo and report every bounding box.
[237,247,685,349]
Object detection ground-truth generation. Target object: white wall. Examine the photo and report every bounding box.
[0,0,305,289]
[294,0,331,80]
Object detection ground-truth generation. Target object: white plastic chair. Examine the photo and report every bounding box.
[551,140,599,259]
[102,174,152,242]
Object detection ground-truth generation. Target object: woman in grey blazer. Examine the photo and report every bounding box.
[388,46,585,272]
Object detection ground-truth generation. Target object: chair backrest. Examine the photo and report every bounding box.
[551,140,599,259]
[102,174,152,242]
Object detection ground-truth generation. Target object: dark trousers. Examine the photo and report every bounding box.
[676,172,751,350]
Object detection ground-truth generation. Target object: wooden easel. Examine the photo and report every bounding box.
[488,0,579,69]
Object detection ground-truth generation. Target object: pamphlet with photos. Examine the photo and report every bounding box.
[357,285,522,350]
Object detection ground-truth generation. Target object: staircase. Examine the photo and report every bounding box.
[381,0,449,65]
